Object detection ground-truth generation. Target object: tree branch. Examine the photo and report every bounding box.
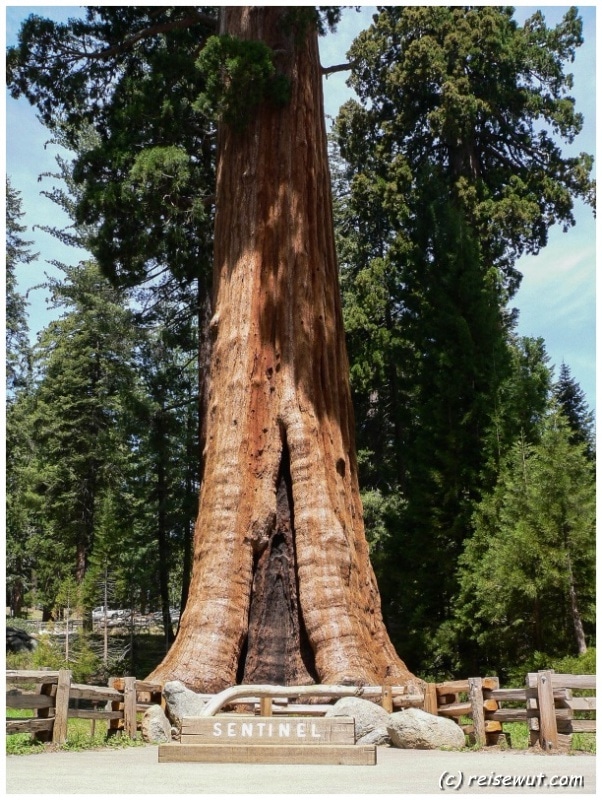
[70,10,218,62]
[321,60,358,76]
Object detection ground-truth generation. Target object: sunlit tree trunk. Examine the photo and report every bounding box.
[148,6,418,693]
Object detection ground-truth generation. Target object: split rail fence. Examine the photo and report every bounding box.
[6,670,163,745]
[6,669,595,752]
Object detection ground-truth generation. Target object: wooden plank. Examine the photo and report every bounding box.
[67,709,123,720]
[468,677,486,747]
[181,716,355,745]
[438,702,471,718]
[6,670,60,683]
[487,688,528,702]
[567,720,596,733]
[549,674,596,691]
[6,691,54,710]
[158,743,376,765]
[487,708,528,722]
[565,696,596,711]
[436,677,498,697]
[526,672,596,692]
[70,684,122,701]
[7,718,54,735]
[52,669,71,745]
[537,670,559,751]
[134,680,164,693]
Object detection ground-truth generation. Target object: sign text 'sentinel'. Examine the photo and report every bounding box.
[212,720,322,739]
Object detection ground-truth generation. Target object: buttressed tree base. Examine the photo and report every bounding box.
[148,6,420,694]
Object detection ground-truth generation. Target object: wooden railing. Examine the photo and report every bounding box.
[6,669,595,752]
[6,670,162,745]
[423,671,596,752]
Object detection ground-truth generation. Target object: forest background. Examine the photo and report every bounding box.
[4,3,597,683]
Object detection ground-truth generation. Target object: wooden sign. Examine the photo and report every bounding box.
[181,715,355,746]
[159,743,376,765]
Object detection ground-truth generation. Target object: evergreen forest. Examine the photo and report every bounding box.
[6,6,596,683]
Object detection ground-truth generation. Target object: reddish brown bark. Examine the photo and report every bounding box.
[148,6,419,693]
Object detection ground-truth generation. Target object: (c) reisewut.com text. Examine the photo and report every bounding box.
[439,770,586,791]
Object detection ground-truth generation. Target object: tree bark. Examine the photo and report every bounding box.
[148,6,418,693]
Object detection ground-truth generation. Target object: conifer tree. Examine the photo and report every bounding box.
[335,5,594,670]
[6,179,36,616]
[27,262,141,613]
[453,407,595,673]
[554,362,594,457]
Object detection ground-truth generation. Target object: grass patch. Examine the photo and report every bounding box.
[6,715,146,756]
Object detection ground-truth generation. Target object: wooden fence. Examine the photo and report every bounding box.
[422,671,596,752]
[6,669,595,752]
[6,670,162,745]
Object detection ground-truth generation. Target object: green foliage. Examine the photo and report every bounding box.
[6,178,35,394]
[8,7,218,288]
[554,362,595,457]
[196,35,290,128]
[343,6,593,274]
[336,5,594,675]
[505,648,596,688]
[22,262,142,611]
[449,408,595,677]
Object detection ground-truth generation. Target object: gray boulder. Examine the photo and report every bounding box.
[162,680,207,729]
[141,705,172,743]
[387,708,466,750]
[325,696,391,745]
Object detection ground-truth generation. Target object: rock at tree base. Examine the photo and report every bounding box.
[325,697,391,745]
[162,681,207,730]
[141,705,172,743]
[387,708,466,750]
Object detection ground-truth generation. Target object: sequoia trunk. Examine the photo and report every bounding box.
[148,7,417,692]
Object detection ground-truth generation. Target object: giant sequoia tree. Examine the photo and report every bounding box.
[9,7,417,690]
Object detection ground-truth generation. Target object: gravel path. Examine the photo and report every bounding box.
[6,744,595,795]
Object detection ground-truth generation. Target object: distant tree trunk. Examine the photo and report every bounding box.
[155,407,175,645]
[567,555,587,655]
[148,6,418,693]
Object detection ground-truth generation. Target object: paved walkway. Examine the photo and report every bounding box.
[6,745,595,795]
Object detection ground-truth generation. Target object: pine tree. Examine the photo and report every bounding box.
[27,262,141,613]
[6,179,37,616]
[6,178,35,393]
[452,408,595,674]
[554,362,594,457]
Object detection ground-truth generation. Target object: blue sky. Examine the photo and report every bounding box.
[3,2,597,411]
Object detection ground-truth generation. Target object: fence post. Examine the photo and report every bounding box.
[260,696,273,716]
[468,677,486,747]
[381,685,393,713]
[34,674,56,743]
[537,670,559,752]
[423,683,438,715]
[52,669,72,745]
[123,676,138,739]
